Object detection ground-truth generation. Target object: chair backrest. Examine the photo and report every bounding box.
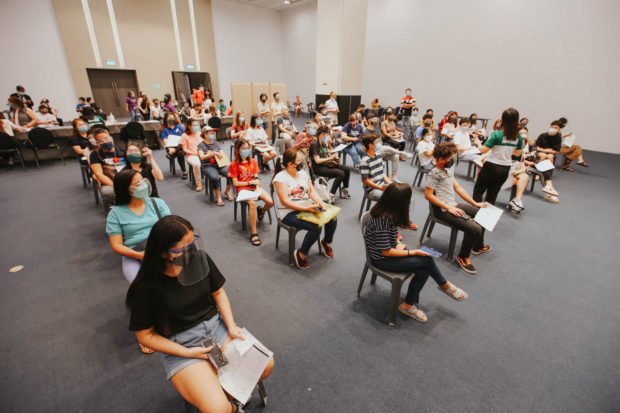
[121,121,144,141]
[208,116,222,130]
[360,212,373,263]
[0,132,18,150]
[226,127,232,139]
[377,107,384,118]
[362,108,369,118]
[28,127,54,148]
[394,107,400,116]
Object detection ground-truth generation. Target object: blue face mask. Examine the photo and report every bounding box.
[321,136,330,145]
[240,149,251,159]
[131,181,150,199]
[78,125,89,133]
[256,119,263,126]
[192,125,201,133]
[374,143,382,153]
[308,128,317,136]
[101,142,114,151]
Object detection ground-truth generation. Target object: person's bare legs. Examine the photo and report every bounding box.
[247,199,258,234]
[171,362,233,413]
[514,174,528,200]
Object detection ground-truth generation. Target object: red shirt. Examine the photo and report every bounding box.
[193,90,204,105]
[228,158,260,192]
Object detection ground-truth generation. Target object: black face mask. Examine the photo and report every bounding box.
[444,159,455,168]
[295,162,303,171]
[424,122,431,127]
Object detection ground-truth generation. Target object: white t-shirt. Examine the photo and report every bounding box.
[245,127,269,145]
[416,140,435,166]
[442,123,457,138]
[0,119,18,136]
[257,102,270,118]
[453,131,472,150]
[325,99,338,113]
[271,101,286,118]
[272,169,311,219]
[36,112,56,126]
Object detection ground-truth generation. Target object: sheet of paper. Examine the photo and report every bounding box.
[474,204,504,232]
[164,134,181,148]
[333,143,348,152]
[467,147,481,155]
[535,159,554,171]
[562,133,576,147]
[255,145,275,153]
[236,189,260,202]
[218,328,273,404]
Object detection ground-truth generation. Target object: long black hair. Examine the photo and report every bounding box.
[370,183,412,228]
[234,138,250,164]
[501,107,520,141]
[114,169,139,205]
[126,215,194,336]
[272,148,298,183]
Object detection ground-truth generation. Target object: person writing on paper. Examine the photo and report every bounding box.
[340,114,365,168]
[123,143,164,198]
[557,117,589,171]
[198,126,233,206]
[126,215,274,413]
[161,113,187,180]
[180,118,204,191]
[246,114,277,171]
[425,142,489,275]
[272,149,338,269]
[228,139,274,246]
[364,183,468,323]
[533,121,562,202]
[310,126,352,199]
[231,111,249,141]
[471,108,523,205]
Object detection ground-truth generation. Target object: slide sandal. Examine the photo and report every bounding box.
[399,304,427,323]
[438,283,468,301]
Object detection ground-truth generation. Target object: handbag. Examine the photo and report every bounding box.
[313,177,333,204]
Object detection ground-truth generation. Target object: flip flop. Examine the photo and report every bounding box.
[217,200,225,207]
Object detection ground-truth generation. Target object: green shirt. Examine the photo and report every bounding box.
[484,130,523,166]
[106,197,171,250]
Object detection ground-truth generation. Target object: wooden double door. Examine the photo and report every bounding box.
[87,68,139,119]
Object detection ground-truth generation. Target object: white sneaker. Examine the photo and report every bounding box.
[542,185,559,196]
[341,187,351,199]
[401,152,414,160]
[392,177,403,183]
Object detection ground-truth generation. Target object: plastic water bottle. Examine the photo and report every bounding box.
[107,113,115,125]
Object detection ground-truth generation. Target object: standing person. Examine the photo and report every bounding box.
[271,92,286,143]
[325,91,339,125]
[228,139,274,246]
[400,88,416,141]
[137,92,151,121]
[192,86,204,107]
[160,113,187,180]
[124,143,164,198]
[309,125,352,199]
[275,107,297,154]
[197,126,233,206]
[126,91,138,121]
[107,169,171,284]
[365,183,468,323]
[257,93,270,132]
[471,108,523,205]
[10,85,34,109]
[293,96,303,117]
[341,114,365,168]
[272,149,338,269]
[125,215,274,411]
[425,142,489,274]
[179,118,204,191]
[8,96,37,128]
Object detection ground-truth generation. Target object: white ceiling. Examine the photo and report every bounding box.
[226,0,308,12]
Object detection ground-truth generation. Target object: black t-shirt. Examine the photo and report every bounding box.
[122,164,159,198]
[535,133,561,152]
[129,253,226,336]
[309,141,330,161]
[71,134,89,149]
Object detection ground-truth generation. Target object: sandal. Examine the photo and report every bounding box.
[250,233,261,246]
[398,303,427,323]
[225,193,234,202]
[562,166,574,172]
[216,200,225,207]
[438,283,468,301]
[257,206,265,222]
[195,184,203,192]
[139,343,154,354]
[577,161,590,167]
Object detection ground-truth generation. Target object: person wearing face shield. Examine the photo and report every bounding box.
[89,128,126,211]
[126,216,274,411]
[124,142,164,198]
[107,169,171,288]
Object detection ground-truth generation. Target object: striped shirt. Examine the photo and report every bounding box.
[364,216,398,261]
[426,167,457,209]
[359,153,384,194]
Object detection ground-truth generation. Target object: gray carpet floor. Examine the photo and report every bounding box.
[1,120,619,413]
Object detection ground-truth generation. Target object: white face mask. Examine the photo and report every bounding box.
[548,128,558,135]
[406,92,411,96]
[424,135,432,142]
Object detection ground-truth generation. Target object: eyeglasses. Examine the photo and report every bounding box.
[129,178,148,190]
[168,234,200,254]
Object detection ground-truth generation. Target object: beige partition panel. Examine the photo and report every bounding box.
[231,82,252,125]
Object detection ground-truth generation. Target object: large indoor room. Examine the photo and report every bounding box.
[1,0,618,412]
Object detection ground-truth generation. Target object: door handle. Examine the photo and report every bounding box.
[112,81,120,106]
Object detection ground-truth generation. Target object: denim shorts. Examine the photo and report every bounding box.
[162,314,229,380]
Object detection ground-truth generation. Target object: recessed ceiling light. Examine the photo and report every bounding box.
[284,0,291,4]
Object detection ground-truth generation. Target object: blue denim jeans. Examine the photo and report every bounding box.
[201,164,229,190]
[372,255,447,305]
[343,142,365,166]
[282,211,337,255]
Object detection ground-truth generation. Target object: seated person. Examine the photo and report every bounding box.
[364,117,412,182]
[416,128,436,172]
[340,114,365,168]
[410,107,423,130]
[310,126,351,199]
[440,113,458,141]
[245,114,277,170]
[81,105,105,125]
[364,183,468,323]
[293,96,303,117]
[197,126,233,206]
[180,118,204,190]
[217,99,227,116]
[425,142,489,274]
[272,149,338,269]
[415,114,434,142]
[150,98,163,120]
[557,117,589,171]
[70,118,92,163]
[315,104,330,127]
[534,121,562,202]
[503,126,534,213]
[381,107,405,150]
[160,113,187,179]
[275,107,297,154]
[124,143,164,198]
[228,139,274,246]
[453,117,483,165]
[231,111,249,141]
[126,215,274,411]
[293,121,317,165]
[107,169,171,284]
[189,103,204,120]
[360,133,392,198]
[89,128,126,212]
[35,104,59,127]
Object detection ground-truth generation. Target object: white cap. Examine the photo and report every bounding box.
[202,125,217,133]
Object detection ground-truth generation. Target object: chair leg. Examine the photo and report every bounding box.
[80,167,88,189]
[233,200,238,221]
[288,228,296,266]
[370,272,377,285]
[275,224,281,249]
[357,264,369,297]
[17,151,25,169]
[388,279,403,326]
[358,196,366,221]
[57,146,65,164]
[447,228,458,262]
[419,215,431,244]
[33,149,40,168]
[529,175,536,192]
[412,170,420,187]
[241,202,247,232]
[428,221,436,237]
[267,209,273,224]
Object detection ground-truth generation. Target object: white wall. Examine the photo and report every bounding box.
[0,0,76,121]
[281,0,317,108]
[211,0,284,105]
[361,0,620,154]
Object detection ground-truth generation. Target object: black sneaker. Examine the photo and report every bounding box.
[294,249,309,269]
[456,256,476,274]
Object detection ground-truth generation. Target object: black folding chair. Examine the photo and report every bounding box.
[27,127,65,167]
[418,201,464,262]
[0,132,26,169]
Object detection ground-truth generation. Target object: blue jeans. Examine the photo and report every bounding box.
[201,164,229,189]
[343,142,365,166]
[282,211,337,255]
[372,255,447,305]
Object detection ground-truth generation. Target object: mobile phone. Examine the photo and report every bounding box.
[420,245,442,258]
[202,339,228,369]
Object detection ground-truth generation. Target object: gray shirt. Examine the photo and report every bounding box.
[426,167,457,208]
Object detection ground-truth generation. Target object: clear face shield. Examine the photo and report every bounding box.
[167,231,210,286]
